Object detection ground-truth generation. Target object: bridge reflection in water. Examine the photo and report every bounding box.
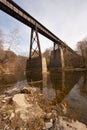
[27,68,86,101]
[26,56,42,82]
[27,69,87,124]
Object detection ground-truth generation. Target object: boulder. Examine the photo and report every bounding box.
[45,122,53,129]
[13,94,32,108]
[12,94,45,122]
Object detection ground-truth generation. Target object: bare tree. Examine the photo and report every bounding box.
[7,28,21,53]
[43,47,52,58]
[0,30,5,63]
[0,28,22,63]
[0,30,4,49]
[76,39,87,67]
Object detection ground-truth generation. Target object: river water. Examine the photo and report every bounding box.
[29,71,87,125]
[0,70,87,125]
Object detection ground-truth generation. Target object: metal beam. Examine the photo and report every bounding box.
[0,0,74,52]
[29,28,41,59]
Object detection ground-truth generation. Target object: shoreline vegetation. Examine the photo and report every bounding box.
[0,81,87,130]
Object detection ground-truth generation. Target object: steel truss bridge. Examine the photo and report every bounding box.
[0,0,83,80]
[0,0,73,51]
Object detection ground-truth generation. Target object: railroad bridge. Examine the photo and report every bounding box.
[0,0,83,81]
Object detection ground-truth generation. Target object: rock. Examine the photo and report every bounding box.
[45,122,53,129]
[4,96,12,103]
[21,87,31,94]
[0,94,5,99]
[28,87,37,94]
[45,113,52,121]
[50,119,53,123]
[2,99,6,103]
[5,88,19,95]
[47,113,52,118]
[52,116,87,130]
[19,104,44,122]
[39,93,43,96]
[4,125,10,130]
[10,112,15,120]
[21,87,38,94]
[12,94,45,122]
[2,113,9,120]
[13,94,32,108]
[3,115,9,120]
[52,110,57,118]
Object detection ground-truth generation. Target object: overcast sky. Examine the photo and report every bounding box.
[0,0,87,55]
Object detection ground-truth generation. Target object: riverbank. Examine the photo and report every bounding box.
[0,81,87,130]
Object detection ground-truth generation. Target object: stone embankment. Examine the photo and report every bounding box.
[0,82,87,130]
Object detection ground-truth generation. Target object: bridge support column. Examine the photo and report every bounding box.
[49,43,64,70]
[29,27,41,59]
[26,27,42,82]
[60,45,65,70]
[53,43,65,70]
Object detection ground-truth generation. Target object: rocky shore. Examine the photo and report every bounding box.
[0,81,87,130]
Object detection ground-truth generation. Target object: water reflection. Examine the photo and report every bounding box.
[28,70,87,124]
[62,72,87,124]
[80,72,87,96]
[28,71,84,101]
[0,69,87,124]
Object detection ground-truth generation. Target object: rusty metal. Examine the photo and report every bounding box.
[27,26,42,82]
[29,27,41,60]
